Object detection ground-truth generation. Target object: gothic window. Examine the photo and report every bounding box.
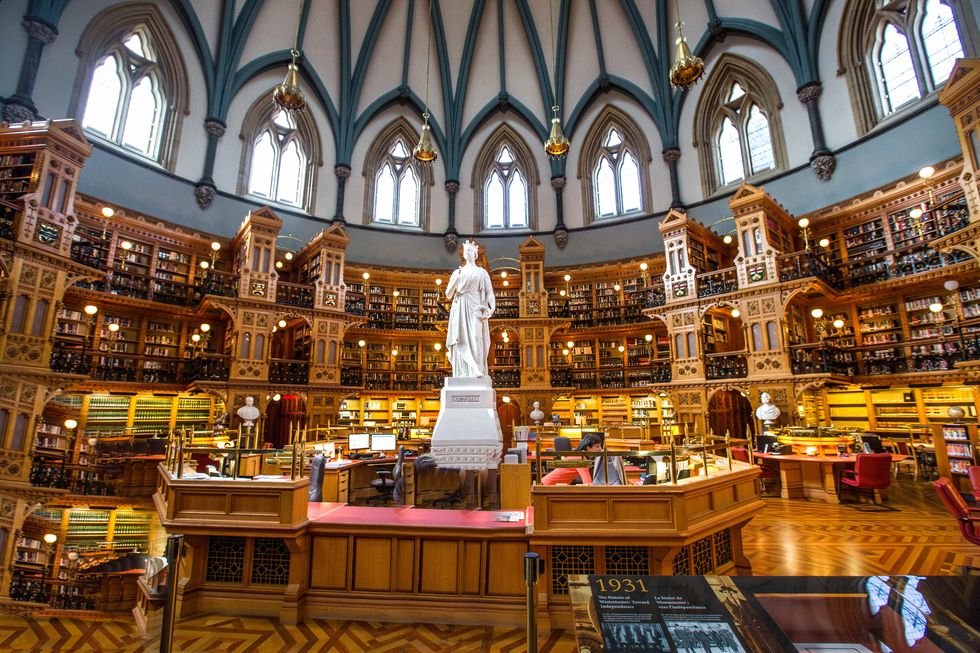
[593,128,643,219]
[840,0,975,134]
[472,126,538,231]
[81,30,163,158]
[363,119,433,230]
[238,96,321,213]
[578,107,652,224]
[484,146,529,229]
[72,6,188,170]
[246,112,307,207]
[374,139,420,226]
[693,56,787,196]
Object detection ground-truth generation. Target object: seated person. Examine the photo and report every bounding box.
[581,433,626,486]
[541,438,592,485]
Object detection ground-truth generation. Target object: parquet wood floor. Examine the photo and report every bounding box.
[1,481,976,652]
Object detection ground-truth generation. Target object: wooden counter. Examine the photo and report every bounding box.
[151,460,764,630]
[754,452,905,503]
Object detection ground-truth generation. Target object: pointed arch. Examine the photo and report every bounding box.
[470,124,540,232]
[361,117,434,230]
[236,91,322,213]
[693,54,788,197]
[577,105,653,225]
[69,2,189,171]
[838,0,977,136]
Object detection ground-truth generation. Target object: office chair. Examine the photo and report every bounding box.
[553,436,572,452]
[934,477,980,545]
[391,447,406,504]
[368,447,403,505]
[840,453,893,506]
[308,453,325,502]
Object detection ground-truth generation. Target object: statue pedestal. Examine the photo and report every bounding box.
[431,377,503,470]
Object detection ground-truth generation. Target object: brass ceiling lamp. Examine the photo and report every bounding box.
[273,8,306,113]
[543,0,569,159]
[669,0,705,88]
[413,0,438,164]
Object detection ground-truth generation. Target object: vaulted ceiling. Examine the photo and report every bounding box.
[115,0,834,180]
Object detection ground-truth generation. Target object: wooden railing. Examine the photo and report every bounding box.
[696,267,738,298]
[269,358,310,384]
[276,280,314,308]
[704,352,748,379]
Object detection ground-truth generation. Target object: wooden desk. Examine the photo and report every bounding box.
[754,453,905,504]
[320,456,398,504]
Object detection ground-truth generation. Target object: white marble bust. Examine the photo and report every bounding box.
[529,401,545,424]
[755,391,781,424]
[237,396,260,427]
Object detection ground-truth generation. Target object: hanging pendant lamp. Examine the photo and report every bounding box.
[274,49,307,113]
[413,113,437,163]
[669,0,705,88]
[543,0,569,159]
[544,105,570,159]
[414,0,438,164]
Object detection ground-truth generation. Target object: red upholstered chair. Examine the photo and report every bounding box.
[933,477,980,545]
[731,447,778,494]
[840,453,893,505]
[968,466,980,501]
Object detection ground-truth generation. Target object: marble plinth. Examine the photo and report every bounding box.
[430,377,503,470]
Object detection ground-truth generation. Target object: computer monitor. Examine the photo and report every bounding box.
[370,433,397,452]
[313,442,336,458]
[860,434,885,454]
[348,433,370,451]
[756,435,779,453]
[506,447,527,464]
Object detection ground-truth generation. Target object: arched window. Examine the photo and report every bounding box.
[362,119,434,229]
[693,56,787,195]
[72,6,189,170]
[373,139,420,226]
[840,0,975,134]
[578,107,652,224]
[238,95,321,213]
[472,125,539,231]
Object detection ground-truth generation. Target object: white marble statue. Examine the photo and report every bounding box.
[755,392,781,425]
[529,401,545,425]
[445,241,495,378]
[237,396,260,428]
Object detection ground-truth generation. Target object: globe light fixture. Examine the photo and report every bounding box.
[200,323,210,333]
[100,206,114,218]
[929,302,944,314]
[362,272,370,280]
[277,319,287,328]
[818,238,830,248]
[434,343,442,351]
[64,419,78,430]
[810,308,824,319]
[84,305,98,316]
[723,235,733,244]
[43,533,57,545]
[918,166,935,180]
[284,252,294,261]
[832,319,845,329]
[731,309,740,318]
[272,393,282,402]
[358,339,366,348]
[644,334,653,343]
